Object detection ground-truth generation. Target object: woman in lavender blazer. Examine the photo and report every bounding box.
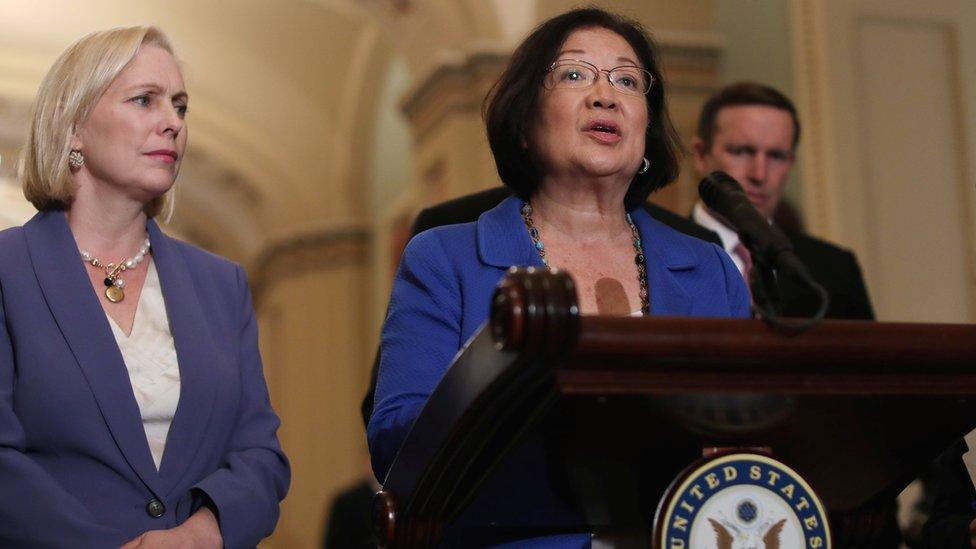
[0,27,288,547]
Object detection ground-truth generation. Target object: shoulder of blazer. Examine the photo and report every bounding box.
[784,229,858,263]
[0,224,28,262]
[783,228,867,286]
[411,187,512,236]
[0,226,29,296]
[149,223,242,284]
[0,224,26,244]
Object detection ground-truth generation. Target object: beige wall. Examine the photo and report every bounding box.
[791,0,976,323]
[257,265,371,546]
[714,0,807,210]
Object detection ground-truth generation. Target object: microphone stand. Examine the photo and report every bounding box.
[698,170,830,332]
[748,246,830,332]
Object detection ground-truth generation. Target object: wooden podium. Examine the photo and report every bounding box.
[373,268,976,547]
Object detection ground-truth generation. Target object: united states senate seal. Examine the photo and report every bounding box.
[655,452,830,549]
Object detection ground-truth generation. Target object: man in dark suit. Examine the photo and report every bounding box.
[689,83,904,547]
[689,82,874,321]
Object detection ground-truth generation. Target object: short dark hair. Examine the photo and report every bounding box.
[483,7,681,211]
[697,82,801,151]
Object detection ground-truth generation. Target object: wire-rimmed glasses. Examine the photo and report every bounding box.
[544,59,654,96]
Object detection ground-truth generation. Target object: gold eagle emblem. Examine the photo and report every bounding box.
[709,517,787,549]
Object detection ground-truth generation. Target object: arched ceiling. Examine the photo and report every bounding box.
[353,0,505,72]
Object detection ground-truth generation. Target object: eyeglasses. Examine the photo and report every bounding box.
[544,59,654,96]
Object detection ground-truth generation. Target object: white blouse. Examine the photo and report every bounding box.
[107,261,181,470]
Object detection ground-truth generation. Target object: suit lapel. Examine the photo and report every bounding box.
[23,211,163,495]
[477,199,698,316]
[478,196,545,269]
[632,209,696,316]
[147,221,219,494]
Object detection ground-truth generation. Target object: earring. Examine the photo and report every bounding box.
[68,150,85,169]
[638,157,650,174]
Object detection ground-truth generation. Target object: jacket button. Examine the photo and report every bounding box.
[146,498,165,518]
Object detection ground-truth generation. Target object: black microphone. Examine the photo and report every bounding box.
[698,171,813,284]
[699,171,829,327]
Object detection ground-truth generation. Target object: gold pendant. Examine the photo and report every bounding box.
[105,285,125,303]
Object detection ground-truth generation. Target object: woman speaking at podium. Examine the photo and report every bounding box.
[0,27,289,547]
[369,7,749,546]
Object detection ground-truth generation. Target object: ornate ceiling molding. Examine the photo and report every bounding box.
[655,30,724,92]
[399,48,509,145]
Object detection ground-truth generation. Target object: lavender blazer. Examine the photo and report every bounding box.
[0,211,289,548]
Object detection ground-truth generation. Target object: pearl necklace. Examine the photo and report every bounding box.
[79,237,151,303]
[520,202,649,315]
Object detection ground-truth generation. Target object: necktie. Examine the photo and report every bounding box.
[733,241,753,284]
[733,241,754,306]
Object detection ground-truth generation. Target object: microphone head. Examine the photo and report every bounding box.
[698,171,745,209]
[697,170,795,262]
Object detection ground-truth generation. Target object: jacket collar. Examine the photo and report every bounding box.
[477,196,544,269]
[631,206,696,315]
[476,195,697,315]
[24,211,162,494]
[145,219,219,496]
[23,211,218,497]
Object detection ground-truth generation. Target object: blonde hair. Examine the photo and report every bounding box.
[19,26,178,219]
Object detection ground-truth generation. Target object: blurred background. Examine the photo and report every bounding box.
[1,0,973,546]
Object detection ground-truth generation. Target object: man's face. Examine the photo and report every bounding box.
[693,105,796,218]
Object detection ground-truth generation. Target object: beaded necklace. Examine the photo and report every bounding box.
[79,237,151,303]
[520,202,649,315]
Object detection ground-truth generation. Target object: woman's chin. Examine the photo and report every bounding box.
[128,180,175,204]
[574,162,636,183]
